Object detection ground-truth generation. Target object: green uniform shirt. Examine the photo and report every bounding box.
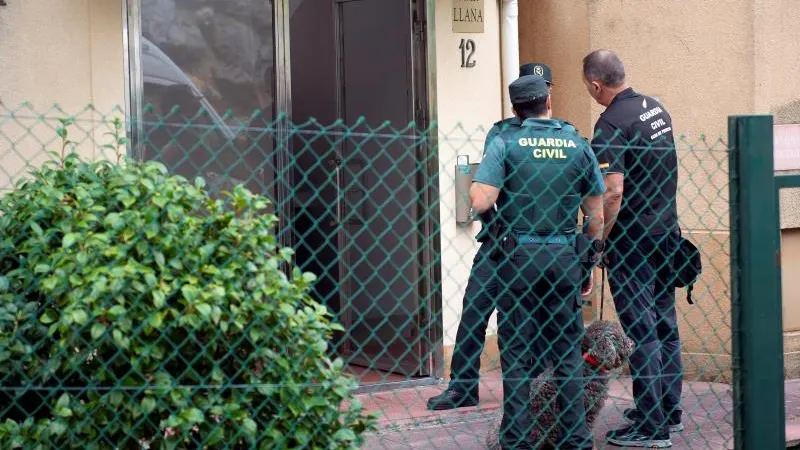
[475,117,582,242]
[474,118,606,236]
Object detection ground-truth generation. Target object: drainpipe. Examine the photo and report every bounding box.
[500,0,519,119]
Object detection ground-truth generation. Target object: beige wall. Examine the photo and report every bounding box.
[517,0,780,382]
[434,0,504,346]
[519,1,591,136]
[0,0,124,112]
[0,0,126,186]
[518,0,800,380]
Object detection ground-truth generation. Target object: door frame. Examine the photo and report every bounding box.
[122,0,443,389]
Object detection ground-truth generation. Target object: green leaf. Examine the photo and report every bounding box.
[110,391,123,407]
[42,277,58,291]
[108,305,126,317]
[141,397,156,414]
[210,305,222,325]
[333,428,357,442]
[62,233,80,249]
[181,285,199,301]
[105,213,124,230]
[91,323,106,340]
[185,408,204,423]
[312,340,327,353]
[153,291,166,308]
[142,178,155,192]
[0,276,8,293]
[56,393,70,410]
[211,366,224,383]
[30,222,44,236]
[49,420,68,436]
[112,329,125,347]
[302,272,317,283]
[39,309,58,324]
[196,303,212,318]
[148,312,164,328]
[242,418,257,436]
[71,309,89,325]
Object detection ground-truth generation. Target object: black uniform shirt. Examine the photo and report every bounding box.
[590,88,679,237]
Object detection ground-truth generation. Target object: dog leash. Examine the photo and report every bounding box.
[599,267,606,321]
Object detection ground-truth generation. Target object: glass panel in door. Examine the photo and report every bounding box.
[138,0,278,209]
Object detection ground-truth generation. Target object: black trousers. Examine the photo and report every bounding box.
[497,243,592,450]
[448,242,501,394]
[448,241,542,394]
[607,231,684,435]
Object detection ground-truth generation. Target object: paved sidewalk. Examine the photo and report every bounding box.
[358,371,800,449]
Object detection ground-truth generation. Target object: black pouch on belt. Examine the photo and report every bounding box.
[575,229,593,290]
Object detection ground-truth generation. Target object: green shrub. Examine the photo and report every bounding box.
[0,119,375,449]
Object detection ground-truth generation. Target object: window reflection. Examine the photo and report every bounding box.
[138,0,276,210]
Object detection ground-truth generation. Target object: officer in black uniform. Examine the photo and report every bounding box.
[471,74,606,449]
[581,49,683,448]
[427,62,574,411]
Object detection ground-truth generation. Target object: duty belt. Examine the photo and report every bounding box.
[517,234,574,245]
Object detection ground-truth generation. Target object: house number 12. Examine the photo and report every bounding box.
[459,39,476,68]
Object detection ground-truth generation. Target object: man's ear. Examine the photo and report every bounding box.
[512,106,520,118]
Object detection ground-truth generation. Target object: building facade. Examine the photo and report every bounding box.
[1,0,798,385]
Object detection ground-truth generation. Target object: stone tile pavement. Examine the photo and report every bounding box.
[357,371,800,449]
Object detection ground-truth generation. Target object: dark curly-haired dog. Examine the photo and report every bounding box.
[485,320,635,449]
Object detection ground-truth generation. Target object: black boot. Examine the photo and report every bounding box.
[426,388,479,411]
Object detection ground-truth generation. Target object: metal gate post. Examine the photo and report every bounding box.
[728,115,785,449]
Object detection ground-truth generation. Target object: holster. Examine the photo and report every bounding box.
[480,209,516,262]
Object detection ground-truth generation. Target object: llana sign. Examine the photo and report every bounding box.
[452,0,484,33]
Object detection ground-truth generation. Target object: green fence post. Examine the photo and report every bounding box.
[728,115,785,449]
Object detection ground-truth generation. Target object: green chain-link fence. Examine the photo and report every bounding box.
[0,104,790,449]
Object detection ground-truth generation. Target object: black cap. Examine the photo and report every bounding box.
[509,75,549,104]
[519,63,553,85]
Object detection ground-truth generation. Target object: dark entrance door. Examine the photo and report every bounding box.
[289,0,430,377]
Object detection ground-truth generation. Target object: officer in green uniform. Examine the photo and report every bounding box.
[470,75,606,449]
[427,62,569,411]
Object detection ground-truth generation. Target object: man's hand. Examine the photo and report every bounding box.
[594,251,606,267]
[469,182,500,215]
[597,252,609,269]
[581,271,594,297]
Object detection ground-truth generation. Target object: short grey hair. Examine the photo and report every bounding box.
[582,49,626,88]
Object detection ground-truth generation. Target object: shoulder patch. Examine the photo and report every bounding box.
[491,118,522,135]
[560,120,579,134]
